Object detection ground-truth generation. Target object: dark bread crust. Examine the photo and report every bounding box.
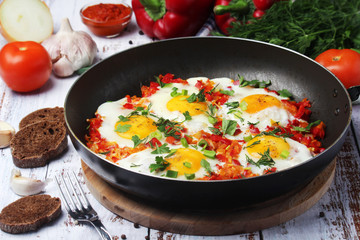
[0,195,61,234]
[10,121,68,168]
[19,107,65,129]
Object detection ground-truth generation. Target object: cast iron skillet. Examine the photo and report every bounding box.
[65,37,351,208]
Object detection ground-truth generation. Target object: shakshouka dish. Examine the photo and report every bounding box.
[86,74,326,181]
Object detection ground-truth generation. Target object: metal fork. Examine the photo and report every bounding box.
[55,172,112,240]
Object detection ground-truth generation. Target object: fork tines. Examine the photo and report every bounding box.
[55,171,94,217]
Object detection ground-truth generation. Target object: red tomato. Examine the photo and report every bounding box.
[0,41,52,92]
[252,0,275,11]
[253,9,266,18]
[315,49,360,89]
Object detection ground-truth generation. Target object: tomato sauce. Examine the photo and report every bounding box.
[82,4,131,22]
[80,3,132,37]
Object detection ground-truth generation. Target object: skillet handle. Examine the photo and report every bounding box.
[348,86,360,103]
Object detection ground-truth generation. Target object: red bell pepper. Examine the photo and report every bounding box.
[213,0,250,35]
[132,0,214,39]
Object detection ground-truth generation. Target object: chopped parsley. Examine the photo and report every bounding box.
[115,124,131,133]
[186,89,206,103]
[131,135,147,148]
[222,119,237,136]
[149,156,170,172]
[246,148,275,167]
[292,120,322,133]
[201,159,212,175]
[151,143,171,154]
[238,75,271,88]
[278,89,293,98]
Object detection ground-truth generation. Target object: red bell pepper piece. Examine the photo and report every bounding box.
[213,0,250,35]
[132,0,214,39]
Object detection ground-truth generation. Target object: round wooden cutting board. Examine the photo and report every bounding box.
[81,159,336,236]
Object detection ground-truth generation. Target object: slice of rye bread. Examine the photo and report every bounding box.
[10,120,68,168]
[19,107,65,129]
[0,195,61,234]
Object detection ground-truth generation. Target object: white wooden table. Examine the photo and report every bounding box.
[0,0,359,239]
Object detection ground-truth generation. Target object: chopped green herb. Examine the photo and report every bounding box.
[246,148,275,167]
[166,170,178,178]
[280,149,290,159]
[203,150,216,159]
[198,139,208,150]
[118,115,130,122]
[243,135,253,142]
[186,89,206,103]
[225,101,240,108]
[149,156,170,172]
[151,143,171,154]
[248,121,259,126]
[181,138,189,148]
[237,75,271,88]
[209,127,221,135]
[149,130,163,140]
[245,140,261,148]
[201,159,212,175]
[183,111,192,121]
[130,163,142,167]
[115,124,131,133]
[183,161,192,168]
[278,89,293,98]
[240,101,248,111]
[131,135,146,148]
[185,173,196,180]
[165,149,177,158]
[222,119,237,136]
[220,89,235,96]
[99,151,110,155]
[292,120,322,132]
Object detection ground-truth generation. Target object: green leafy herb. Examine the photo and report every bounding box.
[201,159,212,175]
[238,75,271,88]
[227,0,360,59]
[198,139,208,150]
[292,120,322,132]
[225,101,240,108]
[154,117,183,139]
[183,111,192,121]
[99,151,110,155]
[115,124,131,133]
[246,148,275,167]
[155,75,168,88]
[244,140,261,148]
[206,104,218,124]
[220,89,235,96]
[149,156,170,172]
[165,149,177,158]
[181,138,189,148]
[131,135,146,148]
[247,121,259,126]
[151,143,171,154]
[278,89,293,98]
[118,115,130,122]
[209,127,221,135]
[186,89,206,103]
[222,119,237,135]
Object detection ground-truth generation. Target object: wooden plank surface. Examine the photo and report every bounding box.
[0,0,359,239]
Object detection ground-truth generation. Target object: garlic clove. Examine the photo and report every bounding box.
[0,121,15,148]
[10,169,49,196]
[42,18,97,77]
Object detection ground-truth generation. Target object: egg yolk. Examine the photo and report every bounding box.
[114,115,157,139]
[241,94,281,114]
[166,148,203,175]
[246,135,290,159]
[166,95,207,116]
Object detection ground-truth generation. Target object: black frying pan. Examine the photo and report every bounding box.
[65,37,351,208]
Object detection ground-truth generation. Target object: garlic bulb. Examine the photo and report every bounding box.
[42,18,97,77]
[0,121,15,148]
[10,169,49,196]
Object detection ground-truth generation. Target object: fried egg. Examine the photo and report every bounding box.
[115,145,219,180]
[238,135,312,175]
